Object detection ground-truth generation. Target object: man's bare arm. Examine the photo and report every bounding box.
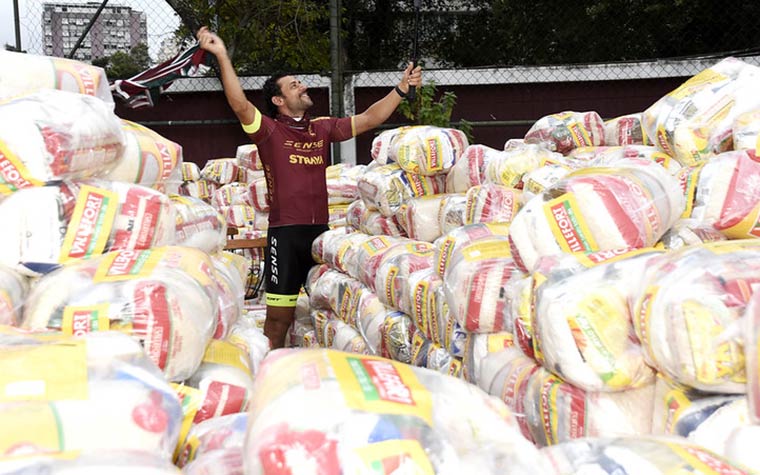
[197,26,257,126]
[352,62,422,136]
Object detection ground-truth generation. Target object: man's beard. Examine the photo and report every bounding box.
[300,94,313,109]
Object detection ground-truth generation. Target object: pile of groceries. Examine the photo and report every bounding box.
[2,48,760,474]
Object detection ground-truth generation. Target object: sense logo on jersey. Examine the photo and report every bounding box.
[284,139,325,150]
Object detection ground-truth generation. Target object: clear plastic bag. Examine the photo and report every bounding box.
[0,450,182,474]
[542,436,752,474]
[532,249,661,391]
[397,194,447,242]
[744,290,760,424]
[509,159,684,271]
[442,236,524,333]
[176,412,248,467]
[0,50,113,104]
[20,246,222,381]
[433,222,510,278]
[390,125,469,176]
[0,264,28,326]
[373,242,436,311]
[523,367,654,446]
[244,348,548,475]
[633,240,760,393]
[524,111,606,154]
[236,143,262,170]
[0,180,176,276]
[687,150,760,239]
[171,194,227,254]
[357,163,447,217]
[103,120,183,193]
[464,184,522,225]
[642,57,760,165]
[0,90,124,194]
[200,159,241,185]
[0,330,182,458]
[603,113,650,146]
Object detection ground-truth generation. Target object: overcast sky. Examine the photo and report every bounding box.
[2,0,181,59]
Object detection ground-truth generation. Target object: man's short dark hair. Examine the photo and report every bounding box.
[262,73,289,118]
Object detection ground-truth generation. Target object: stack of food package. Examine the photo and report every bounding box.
[5,48,760,474]
[297,57,760,474]
[0,51,270,473]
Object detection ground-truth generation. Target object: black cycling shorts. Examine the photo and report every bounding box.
[264,224,329,307]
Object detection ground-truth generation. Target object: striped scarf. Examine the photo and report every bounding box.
[111,43,211,109]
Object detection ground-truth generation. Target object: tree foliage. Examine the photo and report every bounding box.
[343,0,760,69]
[164,0,760,72]
[92,43,151,80]
[166,0,330,74]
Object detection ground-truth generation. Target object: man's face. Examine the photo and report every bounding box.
[275,75,313,116]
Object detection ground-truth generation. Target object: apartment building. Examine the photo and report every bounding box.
[43,2,147,61]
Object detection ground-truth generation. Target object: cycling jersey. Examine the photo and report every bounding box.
[243,111,355,226]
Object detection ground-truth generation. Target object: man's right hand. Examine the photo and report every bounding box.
[197,26,227,57]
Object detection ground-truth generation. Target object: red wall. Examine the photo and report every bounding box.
[116,77,687,166]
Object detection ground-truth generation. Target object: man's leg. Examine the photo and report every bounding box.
[262,226,300,349]
[262,224,327,349]
[264,304,296,349]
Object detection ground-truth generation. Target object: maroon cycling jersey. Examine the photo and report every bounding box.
[243,112,355,226]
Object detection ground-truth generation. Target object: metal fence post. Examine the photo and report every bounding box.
[13,0,22,51]
[329,0,343,165]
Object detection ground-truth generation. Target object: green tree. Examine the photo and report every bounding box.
[166,0,330,73]
[397,81,473,142]
[94,43,151,80]
[342,0,489,70]
[163,0,760,71]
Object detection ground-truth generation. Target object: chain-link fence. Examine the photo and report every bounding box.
[9,1,760,82]
[7,0,760,165]
[8,0,183,64]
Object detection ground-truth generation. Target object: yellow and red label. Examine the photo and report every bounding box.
[544,194,598,253]
[94,249,164,282]
[61,304,111,336]
[329,352,433,426]
[59,185,119,262]
[486,332,515,354]
[411,279,431,337]
[0,141,44,195]
[666,442,752,475]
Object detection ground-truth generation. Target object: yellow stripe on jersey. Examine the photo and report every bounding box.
[350,116,356,137]
[241,109,262,134]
